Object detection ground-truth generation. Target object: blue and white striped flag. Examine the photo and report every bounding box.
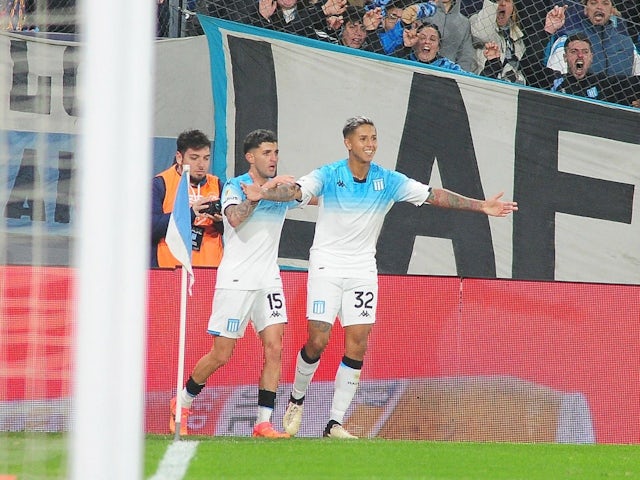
[165,165,194,288]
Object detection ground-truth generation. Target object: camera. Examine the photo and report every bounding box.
[202,199,222,216]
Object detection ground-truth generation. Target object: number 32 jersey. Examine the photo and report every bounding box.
[297,159,431,280]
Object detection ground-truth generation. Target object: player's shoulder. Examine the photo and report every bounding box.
[323,158,348,171]
[313,158,348,179]
[227,172,250,186]
[370,162,404,179]
[369,162,388,174]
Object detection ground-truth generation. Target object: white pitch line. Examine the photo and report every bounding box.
[148,440,199,480]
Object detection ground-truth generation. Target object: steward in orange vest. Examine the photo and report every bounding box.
[151,130,224,268]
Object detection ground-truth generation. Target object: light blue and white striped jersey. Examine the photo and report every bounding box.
[216,172,301,290]
[298,159,431,279]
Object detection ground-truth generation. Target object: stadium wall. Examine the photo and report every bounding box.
[1,266,638,443]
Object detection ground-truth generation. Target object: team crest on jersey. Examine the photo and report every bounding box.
[373,178,384,191]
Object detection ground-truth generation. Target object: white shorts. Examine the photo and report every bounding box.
[306,276,378,326]
[207,287,288,339]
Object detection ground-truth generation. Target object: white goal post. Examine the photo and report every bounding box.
[70,1,155,479]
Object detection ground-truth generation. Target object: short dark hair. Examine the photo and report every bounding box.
[566,32,592,50]
[176,129,211,155]
[243,129,278,154]
[416,21,441,40]
[342,116,375,138]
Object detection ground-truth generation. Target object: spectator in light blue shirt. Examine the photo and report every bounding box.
[375,1,438,54]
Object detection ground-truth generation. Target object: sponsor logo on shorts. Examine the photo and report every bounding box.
[359,310,371,317]
[270,310,283,318]
[226,318,240,333]
[312,300,325,315]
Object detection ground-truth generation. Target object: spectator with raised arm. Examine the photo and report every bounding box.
[517,6,640,106]
[252,0,348,38]
[471,0,527,84]
[317,5,385,50]
[394,20,466,71]
[373,2,438,54]
[545,0,640,76]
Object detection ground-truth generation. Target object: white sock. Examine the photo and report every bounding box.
[179,388,196,409]
[291,350,321,401]
[329,362,361,424]
[256,406,273,424]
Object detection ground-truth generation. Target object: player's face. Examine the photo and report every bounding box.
[344,124,377,164]
[565,40,593,79]
[496,0,514,28]
[246,142,279,180]
[176,146,210,185]
[584,0,612,26]
[414,26,440,63]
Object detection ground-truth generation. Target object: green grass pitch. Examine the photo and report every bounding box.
[2,433,639,479]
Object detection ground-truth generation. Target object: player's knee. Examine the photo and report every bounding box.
[345,337,368,359]
[208,347,233,368]
[262,340,283,363]
[305,336,329,358]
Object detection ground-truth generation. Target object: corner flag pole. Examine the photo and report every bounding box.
[174,262,189,440]
[168,164,193,441]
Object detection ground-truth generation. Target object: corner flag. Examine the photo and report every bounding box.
[167,165,195,439]
[165,165,194,288]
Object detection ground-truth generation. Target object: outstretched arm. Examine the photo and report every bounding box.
[426,188,518,217]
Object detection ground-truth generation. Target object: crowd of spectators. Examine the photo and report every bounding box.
[1,0,76,33]
[157,0,640,107]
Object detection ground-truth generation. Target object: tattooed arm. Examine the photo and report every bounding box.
[227,176,303,228]
[242,175,302,203]
[224,199,260,228]
[259,182,302,203]
[426,188,518,217]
